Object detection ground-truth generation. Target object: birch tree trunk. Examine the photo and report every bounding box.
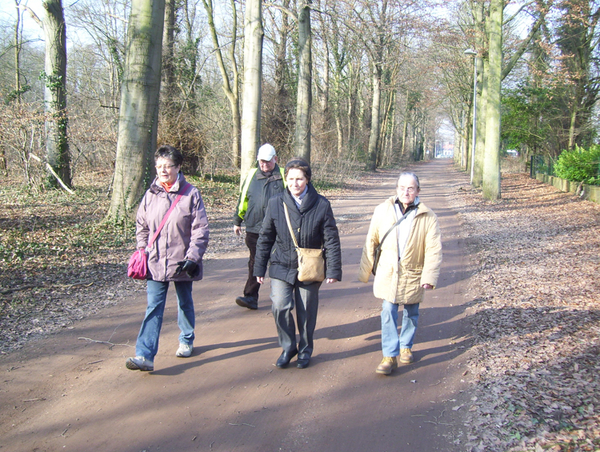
[240,0,263,180]
[295,2,312,162]
[482,0,502,200]
[42,0,71,189]
[108,0,165,221]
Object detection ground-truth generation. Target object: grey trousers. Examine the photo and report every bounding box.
[270,278,322,356]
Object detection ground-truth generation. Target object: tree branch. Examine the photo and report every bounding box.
[502,10,545,81]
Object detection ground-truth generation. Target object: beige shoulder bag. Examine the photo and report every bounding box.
[283,202,325,282]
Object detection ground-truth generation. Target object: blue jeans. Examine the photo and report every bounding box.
[270,278,322,356]
[381,300,419,357]
[135,280,195,360]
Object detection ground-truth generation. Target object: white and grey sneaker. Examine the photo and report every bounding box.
[176,343,193,358]
[126,356,154,371]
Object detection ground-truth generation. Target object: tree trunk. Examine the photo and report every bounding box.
[473,55,486,187]
[482,0,502,200]
[241,0,263,179]
[317,11,330,129]
[272,0,290,154]
[379,90,395,166]
[399,86,409,161]
[42,0,71,189]
[14,0,23,103]
[108,0,165,221]
[367,62,382,171]
[568,102,577,151]
[162,0,176,98]
[471,0,485,187]
[335,115,343,157]
[295,2,312,162]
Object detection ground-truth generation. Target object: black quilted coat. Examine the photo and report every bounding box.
[254,184,342,285]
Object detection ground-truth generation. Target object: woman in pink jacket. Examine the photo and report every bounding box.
[126,145,209,372]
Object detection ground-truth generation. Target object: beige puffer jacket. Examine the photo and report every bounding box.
[358,196,442,304]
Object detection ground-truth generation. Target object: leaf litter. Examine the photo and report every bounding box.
[447,170,600,452]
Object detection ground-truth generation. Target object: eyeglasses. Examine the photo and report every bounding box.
[155,164,177,171]
[398,186,417,193]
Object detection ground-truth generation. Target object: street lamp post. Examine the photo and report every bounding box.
[464,49,477,184]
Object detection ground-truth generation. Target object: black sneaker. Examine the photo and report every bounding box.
[235,296,258,310]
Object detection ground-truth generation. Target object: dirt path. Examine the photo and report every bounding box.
[0,160,472,452]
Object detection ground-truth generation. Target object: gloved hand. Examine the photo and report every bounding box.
[175,260,198,277]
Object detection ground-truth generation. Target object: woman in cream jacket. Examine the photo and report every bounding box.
[358,172,442,375]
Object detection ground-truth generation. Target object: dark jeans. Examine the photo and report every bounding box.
[244,232,261,299]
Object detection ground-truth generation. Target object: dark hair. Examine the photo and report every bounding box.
[155,145,183,167]
[397,171,420,189]
[285,157,311,182]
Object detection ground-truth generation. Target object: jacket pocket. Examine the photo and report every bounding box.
[400,268,423,303]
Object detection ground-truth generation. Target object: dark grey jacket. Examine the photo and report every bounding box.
[233,166,285,234]
[254,184,342,284]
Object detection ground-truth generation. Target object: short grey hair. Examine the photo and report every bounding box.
[397,172,420,189]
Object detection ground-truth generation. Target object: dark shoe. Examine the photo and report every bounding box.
[276,349,298,368]
[235,296,258,310]
[296,353,310,369]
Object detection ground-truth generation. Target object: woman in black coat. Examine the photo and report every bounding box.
[254,158,342,369]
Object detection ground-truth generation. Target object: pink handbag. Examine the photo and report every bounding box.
[127,182,190,280]
[127,249,148,279]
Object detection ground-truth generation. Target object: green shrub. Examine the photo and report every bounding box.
[553,145,600,185]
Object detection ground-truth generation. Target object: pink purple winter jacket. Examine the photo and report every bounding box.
[135,174,209,282]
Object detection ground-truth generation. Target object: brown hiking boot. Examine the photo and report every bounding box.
[399,348,414,364]
[375,357,398,375]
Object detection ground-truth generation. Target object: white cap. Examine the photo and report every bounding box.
[256,143,276,161]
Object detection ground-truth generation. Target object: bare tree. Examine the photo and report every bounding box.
[482,0,502,200]
[107,0,165,221]
[295,1,312,161]
[41,0,71,189]
[336,0,422,171]
[203,0,241,168]
[68,0,130,109]
[240,0,264,179]
[263,0,294,156]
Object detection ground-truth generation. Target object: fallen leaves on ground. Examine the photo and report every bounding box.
[448,170,600,452]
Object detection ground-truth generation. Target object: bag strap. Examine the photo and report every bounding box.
[146,182,191,251]
[282,202,300,249]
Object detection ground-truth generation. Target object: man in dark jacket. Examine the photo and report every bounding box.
[233,143,285,310]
